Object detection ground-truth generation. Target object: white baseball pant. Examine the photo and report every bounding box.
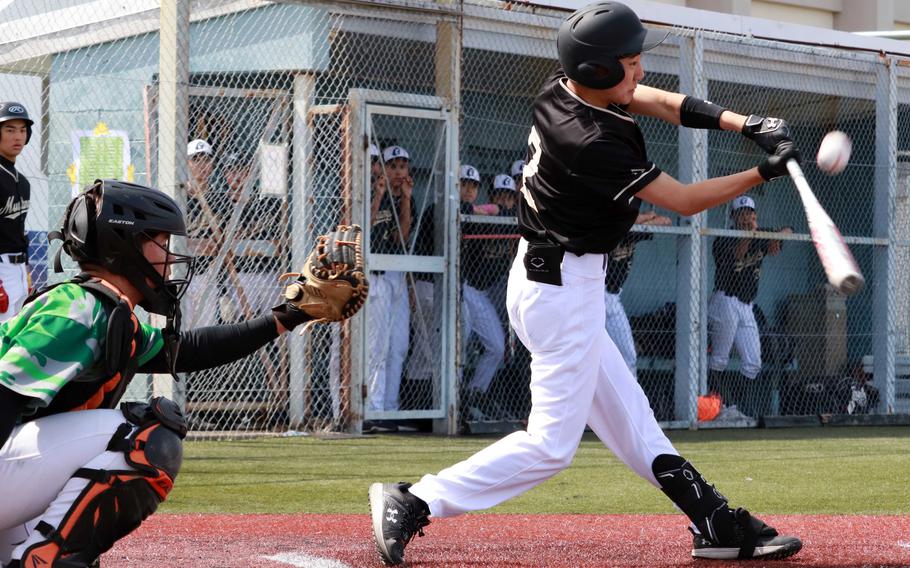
[0,410,138,564]
[707,291,761,379]
[0,258,29,322]
[409,239,678,517]
[366,271,410,412]
[462,283,505,393]
[407,279,438,382]
[604,290,637,377]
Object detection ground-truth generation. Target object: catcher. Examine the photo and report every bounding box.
[0,179,366,568]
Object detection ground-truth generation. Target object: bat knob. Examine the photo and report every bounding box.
[838,274,865,296]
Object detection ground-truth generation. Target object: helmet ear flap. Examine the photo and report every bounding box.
[575,59,624,89]
[64,192,97,258]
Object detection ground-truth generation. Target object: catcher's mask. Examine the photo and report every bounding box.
[52,179,195,320]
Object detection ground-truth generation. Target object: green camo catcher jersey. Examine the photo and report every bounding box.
[0,283,163,416]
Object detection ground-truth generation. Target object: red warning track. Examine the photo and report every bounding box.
[106,513,910,567]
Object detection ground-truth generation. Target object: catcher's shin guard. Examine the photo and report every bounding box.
[20,398,186,567]
[652,454,736,545]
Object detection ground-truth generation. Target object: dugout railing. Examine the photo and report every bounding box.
[2,0,910,436]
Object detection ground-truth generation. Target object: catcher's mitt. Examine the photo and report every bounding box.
[279,224,368,324]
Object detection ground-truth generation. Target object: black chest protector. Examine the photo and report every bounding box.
[22,273,144,421]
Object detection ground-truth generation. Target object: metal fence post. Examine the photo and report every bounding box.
[874,58,897,413]
[676,31,708,426]
[289,74,317,428]
[154,0,189,405]
[436,7,461,435]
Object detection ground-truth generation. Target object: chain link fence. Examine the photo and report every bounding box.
[3,0,910,437]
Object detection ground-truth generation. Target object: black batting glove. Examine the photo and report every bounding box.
[742,114,792,154]
[758,142,801,181]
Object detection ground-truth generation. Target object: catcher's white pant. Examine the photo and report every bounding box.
[366,271,410,412]
[0,410,139,564]
[462,283,505,393]
[707,291,761,379]
[409,239,677,517]
[0,259,28,322]
[604,290,637,377]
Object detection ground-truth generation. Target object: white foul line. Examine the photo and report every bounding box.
[263,552,353,568]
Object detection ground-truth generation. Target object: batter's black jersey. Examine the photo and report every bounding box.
[372,192,414,255]
[518,71,662,255]
[712,232,772,304]
[0,156,29,255]
[605,232,652,294]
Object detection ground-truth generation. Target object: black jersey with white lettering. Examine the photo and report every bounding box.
[372,192,414,255]
[0,156,29,255]
[605,231,652,294]
[518,71,661,255]
[712,233,773,304]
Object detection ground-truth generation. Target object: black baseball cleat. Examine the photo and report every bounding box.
[369,482,430,566]
[691,507,802,560]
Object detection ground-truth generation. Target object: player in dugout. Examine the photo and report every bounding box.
[0,179,365,568]
[0,102,34,322]
[370,2,802,565]
[708,195,792,416]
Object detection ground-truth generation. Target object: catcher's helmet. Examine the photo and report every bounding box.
[557,2,668,89]
[0,101,34,144]
[57,179,194,317]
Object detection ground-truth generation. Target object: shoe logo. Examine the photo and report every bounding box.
[385,507,399,524]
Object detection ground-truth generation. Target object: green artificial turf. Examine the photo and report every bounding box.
[163,426,910,515]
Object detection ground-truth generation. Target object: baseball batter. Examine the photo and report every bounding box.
[708,195,792,413]
[0,102,33,322]
[605,210,671,376]
[371,2,802,564]
[0,180,361,567]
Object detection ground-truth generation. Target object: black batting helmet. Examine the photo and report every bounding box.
[0,101,34,144]
[56,179,195,318]
[557,2,669,89]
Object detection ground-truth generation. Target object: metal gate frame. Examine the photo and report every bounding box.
[348,89,459,432]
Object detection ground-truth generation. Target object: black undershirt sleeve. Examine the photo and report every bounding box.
[0,389,30,450]
[139,315,280,374]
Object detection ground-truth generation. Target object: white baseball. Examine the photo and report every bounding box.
[816,130,852,175]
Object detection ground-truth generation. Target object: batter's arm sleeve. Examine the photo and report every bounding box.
[0,388,30,449]
[138,315,280,373]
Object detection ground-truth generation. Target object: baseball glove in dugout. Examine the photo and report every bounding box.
[274,224,368,330]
